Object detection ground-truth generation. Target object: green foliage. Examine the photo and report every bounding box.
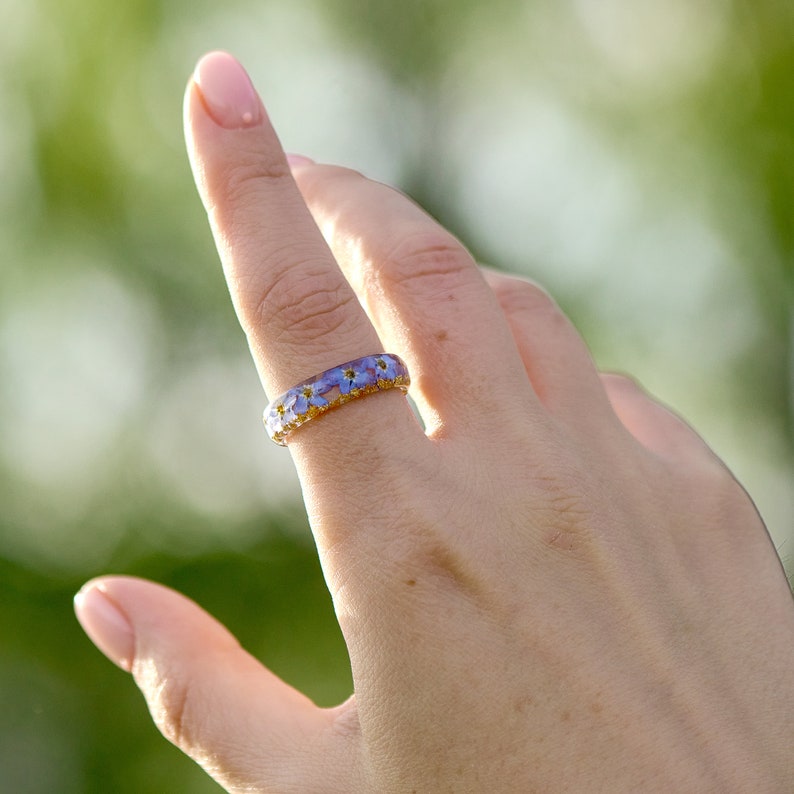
[0,0,792,790]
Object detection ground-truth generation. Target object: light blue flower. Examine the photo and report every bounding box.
[335,363,375,394]
[371,355,398,380]
[268,391,298,429]
[293,377,332,413]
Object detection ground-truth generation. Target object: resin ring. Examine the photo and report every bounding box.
[263,353,410,445]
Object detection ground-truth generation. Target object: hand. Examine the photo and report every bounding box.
[75,51,794,793]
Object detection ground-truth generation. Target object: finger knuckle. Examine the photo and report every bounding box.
[378,227,474,300]
[218,157,293,210]
[245,266,357,343]
[141,663,202,749]
[492,277,560,320]
[205,157,295,239]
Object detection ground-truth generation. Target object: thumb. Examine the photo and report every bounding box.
[74,576,362,793]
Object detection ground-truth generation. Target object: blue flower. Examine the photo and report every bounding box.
[293,377,332,414]
[335,363,375,394]
[371,355,398,381]
[267,391,298,429]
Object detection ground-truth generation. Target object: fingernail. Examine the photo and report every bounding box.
[286,153,315,168]
[74,583,135,672]
[193,51,263,130]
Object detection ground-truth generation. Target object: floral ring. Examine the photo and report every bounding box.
[263,353,410,445]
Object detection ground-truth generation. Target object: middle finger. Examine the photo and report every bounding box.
[291,163,541,441]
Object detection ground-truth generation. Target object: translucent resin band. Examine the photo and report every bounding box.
[263,353,410,445]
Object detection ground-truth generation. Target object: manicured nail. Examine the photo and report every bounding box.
[286,153,315,168]
[193,51,263,130]
[74,583,135,672]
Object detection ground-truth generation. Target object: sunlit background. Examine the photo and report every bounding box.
[1,0,792,790]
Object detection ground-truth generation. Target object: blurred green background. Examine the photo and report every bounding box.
[1,0,792,790]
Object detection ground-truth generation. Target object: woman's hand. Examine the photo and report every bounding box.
[75,51,794,793]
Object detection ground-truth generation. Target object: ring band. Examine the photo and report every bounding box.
[263,353,410,445]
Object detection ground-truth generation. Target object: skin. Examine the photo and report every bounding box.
[75,52,794,793]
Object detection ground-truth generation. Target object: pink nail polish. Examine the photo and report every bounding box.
[74,584,135,672]
[193,51,263,130]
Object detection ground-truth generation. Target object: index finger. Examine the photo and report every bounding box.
[184,52,425,463]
